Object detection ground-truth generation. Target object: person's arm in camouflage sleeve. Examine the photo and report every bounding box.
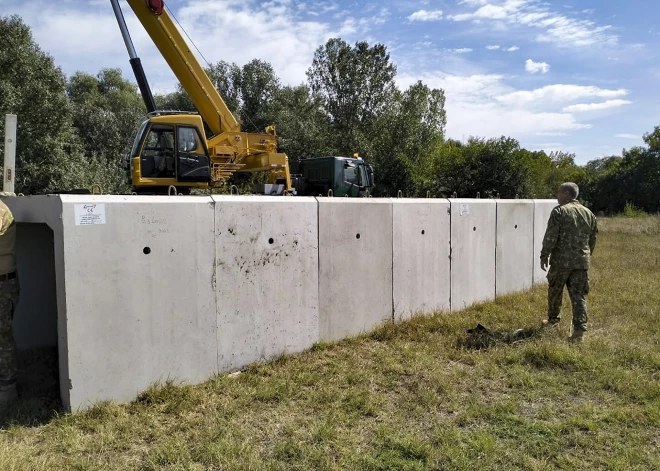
[589,216,598,254]
[540,208,560,272]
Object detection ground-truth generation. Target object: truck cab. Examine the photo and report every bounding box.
[291,156,374,197]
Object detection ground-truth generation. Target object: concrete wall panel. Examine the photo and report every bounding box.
[59,195,217,410]
[450,199,496,310]
[533,200,558,284]
[318,199,393,342]
[213,196,319,372]
[496,200,534,296]
[393,199,450,321]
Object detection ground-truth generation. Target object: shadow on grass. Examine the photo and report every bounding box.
[459,322,547,350]
[0,347,63,428]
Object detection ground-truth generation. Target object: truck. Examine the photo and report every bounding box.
[111,0,374,196]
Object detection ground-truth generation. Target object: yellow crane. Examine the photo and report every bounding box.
[111,0,292,194]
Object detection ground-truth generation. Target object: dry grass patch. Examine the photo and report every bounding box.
[0,217,658,470]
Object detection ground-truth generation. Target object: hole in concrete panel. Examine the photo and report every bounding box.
[473,227,477,231]
[421,230,426,235]
[515,224,518,229]
[356,233,361,239]
[143,247,151,255]
[268,238,274,244]
[13,223,62,418]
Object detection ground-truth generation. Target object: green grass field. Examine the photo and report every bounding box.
[1,217,659,470]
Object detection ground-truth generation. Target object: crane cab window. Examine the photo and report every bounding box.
[178,126,205,155]
[176,126,211,182]
[141,124,175,178]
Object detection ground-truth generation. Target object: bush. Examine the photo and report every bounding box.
[622,201,648,218]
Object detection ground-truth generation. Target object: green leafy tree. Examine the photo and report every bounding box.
[238,59,280,133]
[0,15,115,194]
[581,126,660,214]
[643,126,660,152]
[377,81,447,196]
[268,84,333,162]
[425,137,533,198]
[306,38,398,157]
[67,69,145,160]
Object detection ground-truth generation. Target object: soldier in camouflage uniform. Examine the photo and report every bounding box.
[540,182,598,342]
[0,196,19,406]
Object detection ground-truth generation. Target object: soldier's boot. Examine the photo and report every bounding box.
[568,329,584,343]
[542,318,560,328]
[0,382,18,407]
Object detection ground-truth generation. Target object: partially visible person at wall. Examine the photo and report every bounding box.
[540,182,598,343]
[0,193,19,407]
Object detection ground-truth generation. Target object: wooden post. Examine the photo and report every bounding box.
[3,114,17,194]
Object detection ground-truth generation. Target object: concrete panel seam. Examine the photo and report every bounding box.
[494,201,498,298]
[212,199,219,376]
[316,196,321,340]
[532,200,536,287]
[448,201,452,311]
[391,203,394,324]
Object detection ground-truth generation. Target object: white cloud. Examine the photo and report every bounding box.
[7,0,375,91]
[506,46,520,51]
[563,99,632,112]
[396,72,593,142]
[525,59,550,74]
[497,85,629,108]
[486,45,501,50]
[451,48,473,53]
[408,9,443,21]
[448,0,618,48]
[615,133,639,139]
[535,132,567,136]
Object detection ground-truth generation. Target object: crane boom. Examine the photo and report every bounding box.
[125,0,240,135]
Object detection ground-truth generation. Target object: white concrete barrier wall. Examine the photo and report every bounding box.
[450,199,497,310]
[496,200,534,296]
[318,198,393,342]
[214,196,319,372]
[533,200,558,284]
[60,196,217,410]
[392,199,450,321]
[4,195,562,411]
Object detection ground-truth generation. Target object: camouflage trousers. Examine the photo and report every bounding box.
[547,267,589,332]
[0,276,19,388]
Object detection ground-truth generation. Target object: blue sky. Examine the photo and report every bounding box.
[2,0,659,164]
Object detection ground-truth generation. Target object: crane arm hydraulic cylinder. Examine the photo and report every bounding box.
[110,0,157,113]
[125,0,241,135]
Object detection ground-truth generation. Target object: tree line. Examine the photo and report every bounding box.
[1,15,658,214]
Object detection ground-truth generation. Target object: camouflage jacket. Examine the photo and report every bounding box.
[541,200,598,270]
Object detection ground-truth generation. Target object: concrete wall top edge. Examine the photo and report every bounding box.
[59,195,214,204]
[495,199,535,205]
[212,195,317,203]
[448,198,496,205]
[532,199,559,204]
[392,198,450,205]
[315,197,392,204]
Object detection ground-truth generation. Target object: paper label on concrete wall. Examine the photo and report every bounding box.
[75,203,106,225]
[459,204,469,216]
